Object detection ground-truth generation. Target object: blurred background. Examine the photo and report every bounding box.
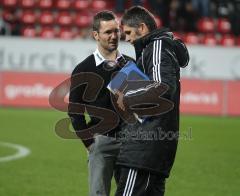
[0,0,240,196]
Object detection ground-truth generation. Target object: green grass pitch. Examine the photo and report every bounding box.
[0,107,239,196]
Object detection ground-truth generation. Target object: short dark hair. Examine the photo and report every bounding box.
[92,10,116,31]
[121,6,157,32]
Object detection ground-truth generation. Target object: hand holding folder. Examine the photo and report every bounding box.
[107,61,149,123]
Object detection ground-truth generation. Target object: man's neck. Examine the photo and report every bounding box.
[98,47,117,61]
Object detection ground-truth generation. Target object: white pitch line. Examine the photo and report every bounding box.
[0,142,31,163]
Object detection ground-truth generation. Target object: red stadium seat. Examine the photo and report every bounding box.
[55,0,72,10]
[91,0,107,11]
[20,10,38,24]
[39,27,56,38]
[38,0,53,9]
[57,28,76,39]
[75,12,91,28]
[2,0,18,8]
[73,0,90,10]
[56,12,73,26]
[184,33,200,45]
[197,17,215,33]
[39,11,55,25]
[219,34,235,46]
[20,0,35,9]
[201,34,217,46]
[217,18,231,34]
[22,26,37,37]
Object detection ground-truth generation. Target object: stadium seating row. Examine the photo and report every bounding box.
[179,33,240,47]
[3,9,93,27]
[22,26,79,39]
[2,8,162,29]
[1,0,113,11]
[198,17,231,34]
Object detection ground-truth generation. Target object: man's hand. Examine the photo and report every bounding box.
[115,90,126,111]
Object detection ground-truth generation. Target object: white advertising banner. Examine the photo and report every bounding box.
[0,37,240,80]
[0,37,135,74]
[181,45,240,80]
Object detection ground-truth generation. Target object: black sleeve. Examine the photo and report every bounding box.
[68,64,94,148]
[124,39,177,108]
[143,39,176,95]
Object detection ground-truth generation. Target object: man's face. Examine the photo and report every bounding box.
[122,25,143,45]
[94,20,120,52]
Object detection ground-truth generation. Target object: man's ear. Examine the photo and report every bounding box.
[92,31,99,41]
[138,23,149,35]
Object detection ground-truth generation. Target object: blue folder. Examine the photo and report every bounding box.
[107,61,149,94]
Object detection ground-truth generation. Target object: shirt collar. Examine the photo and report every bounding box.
[93,48,123,66]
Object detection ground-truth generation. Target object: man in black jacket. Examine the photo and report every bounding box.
[115,6,189,196]
[68,11,133,196]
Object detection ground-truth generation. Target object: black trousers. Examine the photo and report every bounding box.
[115,167,166,196]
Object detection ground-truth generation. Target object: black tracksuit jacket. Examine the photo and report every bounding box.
[117,28,189,177]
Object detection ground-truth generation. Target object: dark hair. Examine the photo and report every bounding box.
[121,6,157,32]
[92,10,116,31]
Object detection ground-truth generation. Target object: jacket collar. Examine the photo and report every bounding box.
[133,28,173,59]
